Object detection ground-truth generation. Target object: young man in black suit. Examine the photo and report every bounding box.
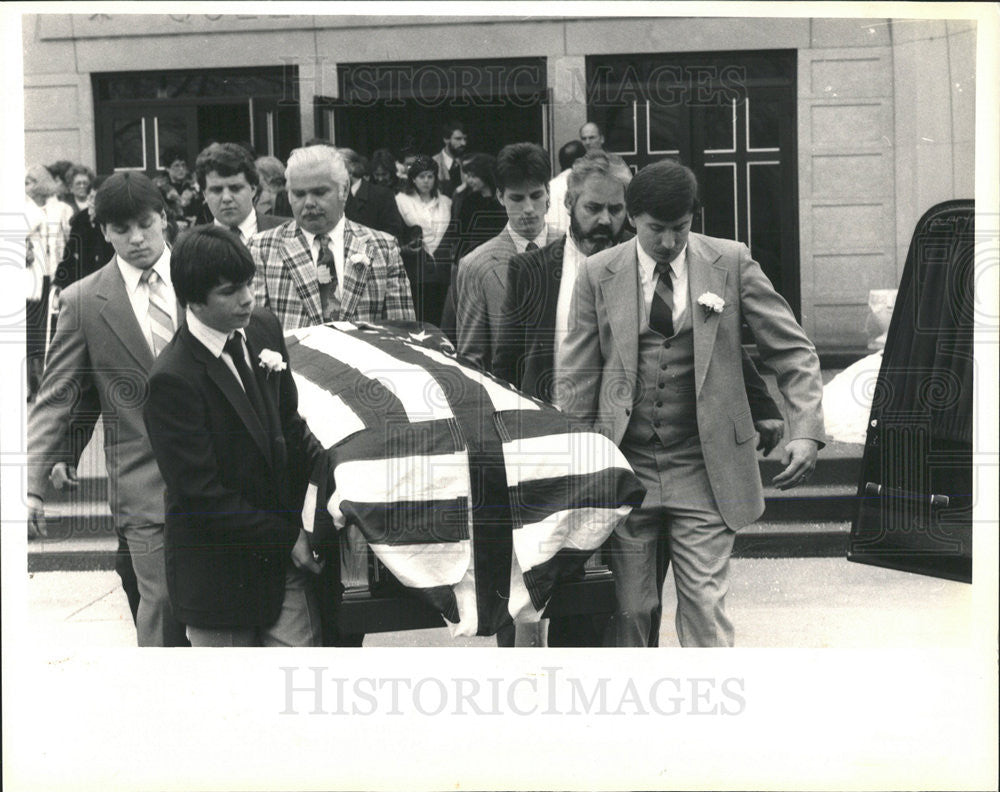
[143,226,324,646]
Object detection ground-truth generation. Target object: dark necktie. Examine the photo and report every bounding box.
[316,233,340,320]
[223,333,267,424]
[649,263,675,338]
[524,241,539,252]
[448,159,461,189]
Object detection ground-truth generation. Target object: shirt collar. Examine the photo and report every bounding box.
[214,210,257,240]
[185,307,245,359]
[299,214,345,252]
[117,245,172,295]
[506,222,548,253]
[636,240,687,281]
[440,149,453,170]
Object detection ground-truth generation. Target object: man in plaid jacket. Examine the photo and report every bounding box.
[249,145,415,330]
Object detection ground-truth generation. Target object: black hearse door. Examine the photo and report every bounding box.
[848,200,975,583]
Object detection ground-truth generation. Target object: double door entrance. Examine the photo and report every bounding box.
[93,67,300,174]
[588,50,800,315]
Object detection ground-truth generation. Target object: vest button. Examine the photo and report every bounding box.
[663,341,671,349]
[658,382,665,389]
[660,363,668,371]
[653,420,661,428]
[655,401,663,408]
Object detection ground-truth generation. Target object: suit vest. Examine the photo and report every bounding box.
[622,280,698,449]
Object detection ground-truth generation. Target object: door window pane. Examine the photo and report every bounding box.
[155,115,188,170]
[702,100,736,152]
[647,101,682,153]
[112,117,146,170]
[702,163,737,241]
[595,102,636,154]
[749,162,782,291]
[747,88,782,150]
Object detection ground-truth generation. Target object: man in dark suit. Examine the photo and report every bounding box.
[143,226,325,646]
[27,172,187,646]
[432,120,468,199]
[495,151,785,646]
[340,147,405,241]
[194,143,287,244]
[557,160,824,647]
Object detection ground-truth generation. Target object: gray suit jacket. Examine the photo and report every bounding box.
[455,225,560,372]
[556,235,825,529]
[28,260,180,527]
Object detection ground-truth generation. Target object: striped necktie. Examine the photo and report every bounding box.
[140,268,175,356]
[648,262,674,338]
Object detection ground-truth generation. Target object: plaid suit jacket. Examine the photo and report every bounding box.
[249,218,416,330]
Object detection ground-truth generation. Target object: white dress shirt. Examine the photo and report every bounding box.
[299,216,346,300]
[395,192,452,256]
[214,210,258,244]
[185,308,248,388]
[506,222,549,254]
[554,233,588,359]
[544,169,571,234]
[636,242,689,332]
[116,247,177,353]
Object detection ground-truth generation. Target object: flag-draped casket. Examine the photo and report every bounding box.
[288,322,644,637]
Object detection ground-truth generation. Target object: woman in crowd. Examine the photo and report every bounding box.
[394,154,453,326]
[64,165,95,214]
[55,175,114,291]
[254,155,293,217]
[370,148,403,193]
[25,165,74,400]
[449,153,506,264]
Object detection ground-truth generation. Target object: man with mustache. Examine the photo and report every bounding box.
[249,144,415,330]
[494,151,785,646]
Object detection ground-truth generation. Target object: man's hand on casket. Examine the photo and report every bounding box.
[291,528,325,574]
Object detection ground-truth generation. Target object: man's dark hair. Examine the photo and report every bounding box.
[93,171,166,227]
[170,225,256,308]
[194,142,259,191]
[495,142,551,193]
[441,120,466,139]
[558,140,587,172]
[625,159,701,221]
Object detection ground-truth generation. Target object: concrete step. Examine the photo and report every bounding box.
[27,520,854,573]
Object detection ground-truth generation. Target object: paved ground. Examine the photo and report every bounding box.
[25,556,973,649]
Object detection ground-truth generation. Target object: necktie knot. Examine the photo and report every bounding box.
[223,333,245,361]
[140,267,158,285]
[525,241,539,252]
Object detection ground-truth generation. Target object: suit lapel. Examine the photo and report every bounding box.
[688,234,729,396]
[184,327,274,469]
[599,239,640,386]
[340,222,372,318]
[281,227,323,326]
[95,262,155,372]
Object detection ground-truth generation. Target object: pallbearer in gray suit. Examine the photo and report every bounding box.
[556,160,825,647]
[27,172,187,646]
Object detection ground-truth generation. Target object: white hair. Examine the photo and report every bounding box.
[286,145,350,194]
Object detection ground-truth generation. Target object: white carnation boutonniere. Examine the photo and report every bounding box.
[697,291,726,319]
[258,349,287,378]
[348,252,368,269]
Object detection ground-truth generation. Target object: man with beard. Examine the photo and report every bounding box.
[495,151,785,646]
[432,120,468,199]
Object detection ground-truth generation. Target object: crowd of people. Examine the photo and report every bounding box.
[25,118,824,650]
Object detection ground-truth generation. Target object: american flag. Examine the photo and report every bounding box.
[288,321,644,638]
